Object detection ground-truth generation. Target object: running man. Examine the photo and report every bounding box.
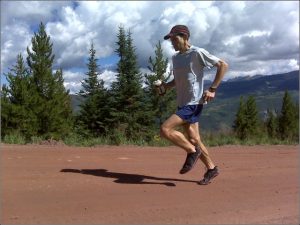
[159,25,228,185]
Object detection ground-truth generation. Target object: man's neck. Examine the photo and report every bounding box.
[179,43,191,54]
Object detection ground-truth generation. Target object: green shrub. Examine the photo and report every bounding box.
[30,136,43,144]
[3,132,26,145]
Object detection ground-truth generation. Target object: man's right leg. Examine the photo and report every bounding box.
[160,114,201,174]
[160,114,196,153]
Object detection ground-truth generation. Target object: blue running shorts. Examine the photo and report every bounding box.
[175,104,203,124]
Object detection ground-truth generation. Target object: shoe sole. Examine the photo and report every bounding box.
[179,152,201,174]
[198,172,219,185]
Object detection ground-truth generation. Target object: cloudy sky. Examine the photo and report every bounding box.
[1,1,299,94]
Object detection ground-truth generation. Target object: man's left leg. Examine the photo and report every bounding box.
[184,122,219,184]
[183,122,215,169]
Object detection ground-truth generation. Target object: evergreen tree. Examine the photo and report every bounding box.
[79,43,103,97]
[1,54,38,138]
[77,43,109,136]
[26,22,72,139]
[109,25,128,129]
[109,25,147,140]
[1,84,11,137]
[144,41,174,127]
[233,96,259,140]
[245,95,259,137]
[48,69,73,137]
[265,109,278,138]
[233,96,247,139]
[278,91,298,140]
[295,102,299,141]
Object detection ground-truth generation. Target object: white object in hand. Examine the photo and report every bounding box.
[199,92,208,105]
[153,80,166,95]
[199,98,208,105]
[153,80,162,86]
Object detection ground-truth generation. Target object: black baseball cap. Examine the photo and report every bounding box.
[164,25,190,40]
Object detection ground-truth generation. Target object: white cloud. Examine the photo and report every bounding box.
[1,1,72,32]
[64,81,82,95]
[1,1,299,93]
[63,70,84,82]
[61,70,83,94]
[62,69,118,94]
[99,70,118,89]
[1,23,32,75]
[288,59,299,70]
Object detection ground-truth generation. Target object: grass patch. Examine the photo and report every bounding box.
[2,130,298,147]
[202,131,298,147]
[2,132,26,145]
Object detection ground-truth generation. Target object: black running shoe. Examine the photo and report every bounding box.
[179,146,201,174]
[198,166,219,185]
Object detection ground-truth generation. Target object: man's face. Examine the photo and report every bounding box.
[170,34,185,51]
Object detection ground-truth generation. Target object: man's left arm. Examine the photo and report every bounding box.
[203,60,228,102]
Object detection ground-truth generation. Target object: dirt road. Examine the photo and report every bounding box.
[1,144,299,224]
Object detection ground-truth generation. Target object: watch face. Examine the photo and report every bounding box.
[209,87,216,92]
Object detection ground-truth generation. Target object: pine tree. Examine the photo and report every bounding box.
[144,41,174,127]
[245,95,259,137]
[278,91,298,140]
[109,25,147,140]
[233,96,247,139]
[79,43,103,97]
[77,43,109,136]
[295,102,299,141]
[26,22,72,139]
[1,54,38,138]
[109,25,129,128]
[233,96,259,140]
[1,84,11,137]
[265,109,278,138]
[48,69,73,137]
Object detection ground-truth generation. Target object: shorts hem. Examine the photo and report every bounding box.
[175,104,203,124]
[175,113,198,124]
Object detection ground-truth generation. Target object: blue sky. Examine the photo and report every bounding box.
[1,1,299,94]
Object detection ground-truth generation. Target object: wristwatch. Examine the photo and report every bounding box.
[209,87,217,92]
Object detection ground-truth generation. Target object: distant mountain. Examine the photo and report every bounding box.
[200,70,299,131]
[204,70,299,99]
[70,70,299,131]
[225,74,264,82]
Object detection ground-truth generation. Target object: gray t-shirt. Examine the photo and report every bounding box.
[171,45,220,107]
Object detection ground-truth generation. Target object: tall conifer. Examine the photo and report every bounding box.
[144,41,175,127]
[77,43,109,136]
[278,91,298,140]
[1,54,37,138]
[265,109,278,138]
[233,96,259,140]
[110,25,146,140]
[233,96,247,139]
[26,22,72,139]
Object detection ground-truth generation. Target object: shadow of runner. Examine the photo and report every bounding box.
[60,169,198,187]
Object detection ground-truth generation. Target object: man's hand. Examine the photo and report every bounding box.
[201,59,228,104]
[203,89,216,102]
[153,80,166,96]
